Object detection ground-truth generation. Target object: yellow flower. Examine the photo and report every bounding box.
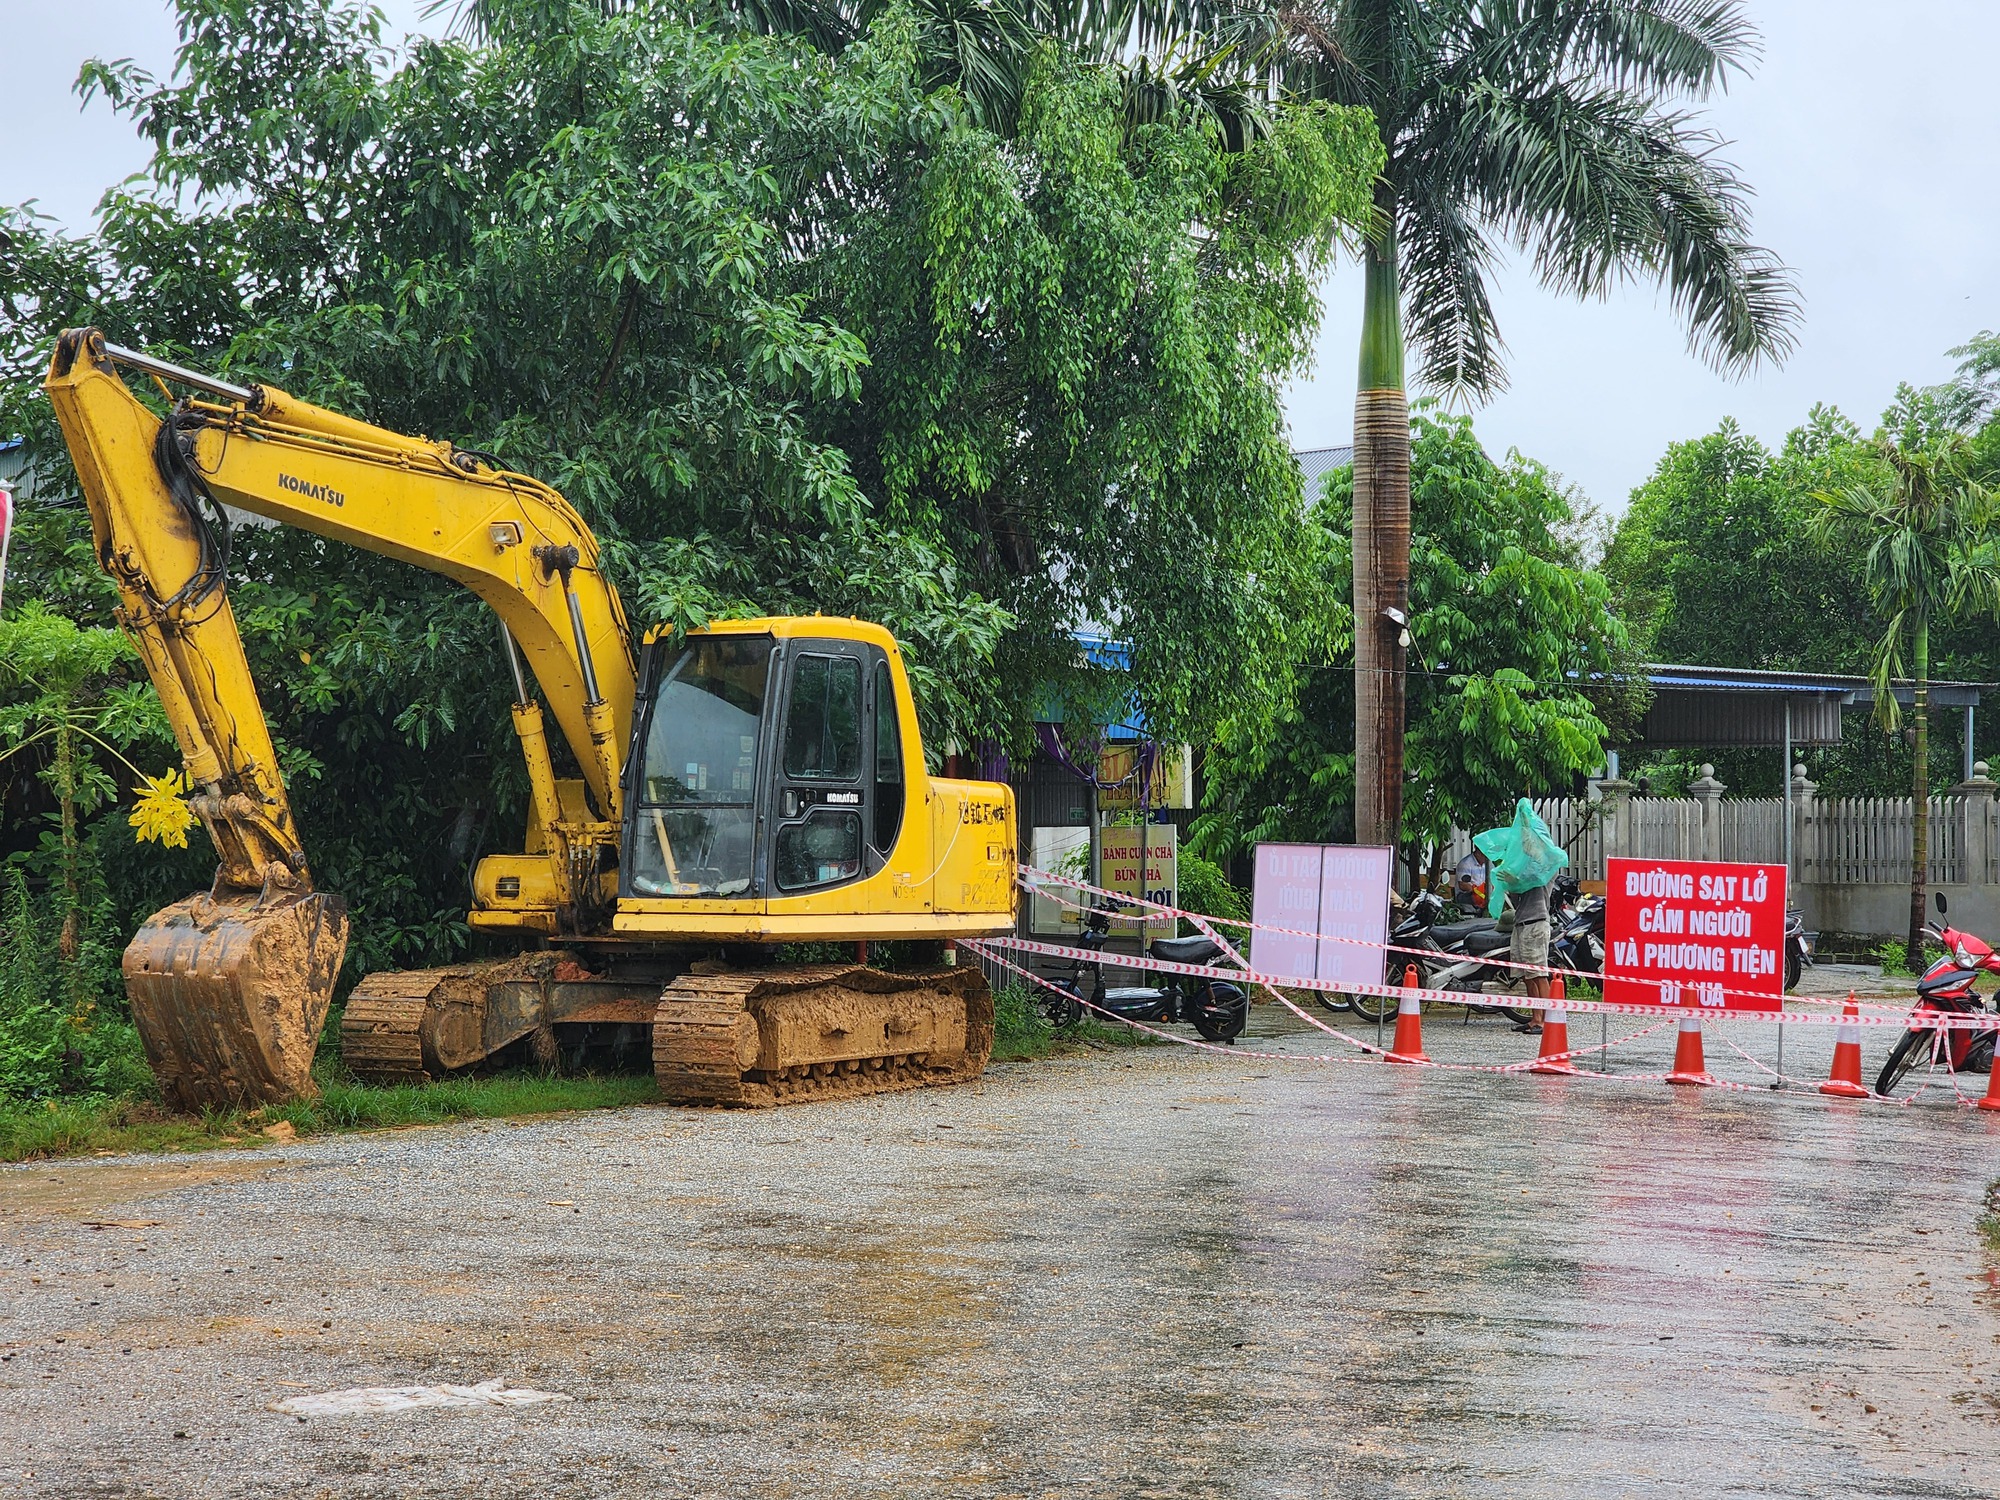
[130,769,199,849]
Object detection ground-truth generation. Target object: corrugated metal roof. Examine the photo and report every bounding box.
[1646,662,1991,708]
[1296,444,1353,503]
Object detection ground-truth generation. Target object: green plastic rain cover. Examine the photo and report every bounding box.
[1471,798,1569,918]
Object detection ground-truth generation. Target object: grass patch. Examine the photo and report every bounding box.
[9,980,1155,1159]
[1872,939,1941,979]
[1981,1181,2000,1260]
[990,978,1162,1062]
[992,980,1057,1061]
[0,1068,659,1164]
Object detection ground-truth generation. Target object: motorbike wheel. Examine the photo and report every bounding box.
[1191,982,1249,1043]
[1347,986,1403,1025]
[1041,983,1085,1030]
[1784,946,1802,993]
[1313,990,1355,1015]
[1489,1004,1539,1026]
[1875,1026,1938,1097]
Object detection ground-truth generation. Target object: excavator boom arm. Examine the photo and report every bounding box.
[42,327,636,1109]
[46,328,635,877]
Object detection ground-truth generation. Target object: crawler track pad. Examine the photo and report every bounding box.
[123,890,349,1112]
[653,964,993,1107]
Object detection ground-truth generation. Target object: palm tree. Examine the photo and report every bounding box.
[1262,0,1799,848]
[1811,442,2000,972]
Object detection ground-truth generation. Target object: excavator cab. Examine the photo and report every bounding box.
[623,626,908,903]
[611,618,1014,940]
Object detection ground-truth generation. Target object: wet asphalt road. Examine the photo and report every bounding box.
[3,1001,1999,1500]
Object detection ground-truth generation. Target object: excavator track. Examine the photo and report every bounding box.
[652,962,993,1108]
[340,953,568,1085]
[339,969,448,1085]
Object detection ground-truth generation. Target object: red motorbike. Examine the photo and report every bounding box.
[1876,892,2000,1095]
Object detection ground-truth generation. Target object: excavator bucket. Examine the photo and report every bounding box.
[121,890,349,1112]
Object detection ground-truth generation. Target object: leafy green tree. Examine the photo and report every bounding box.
[1604,411,1878,675]
[0,606,178,971]
[456,0,1275,140]
[802,39,1380,741]
[0,0,1379,989]
[0,607,177,1101]
[1258,0,1799,850]
[1810,439,2000,970]
[1194,412,1635,884]
[1603,336,2000,801]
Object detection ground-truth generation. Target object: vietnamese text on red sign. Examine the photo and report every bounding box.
[1604,858,1787,1011]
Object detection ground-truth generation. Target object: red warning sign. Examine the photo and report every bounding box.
[1604,857,1787,1012]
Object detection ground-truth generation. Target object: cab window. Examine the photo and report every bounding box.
[872,660,903,853]
[776,810,864,892]
[784,655,862,781]
[628,635,770,898]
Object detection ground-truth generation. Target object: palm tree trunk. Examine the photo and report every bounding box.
[1908,615,1929,973]
[1352,210,1409,852]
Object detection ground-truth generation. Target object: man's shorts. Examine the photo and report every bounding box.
[1511,917,1550,969]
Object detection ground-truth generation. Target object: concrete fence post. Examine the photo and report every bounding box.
[1688,764,1725,863]
[1789,764,1819,925]
[1951,761,1995,886]
[1596,778,1635,865]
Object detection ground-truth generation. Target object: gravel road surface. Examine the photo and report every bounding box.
[4,1002,1998,1498]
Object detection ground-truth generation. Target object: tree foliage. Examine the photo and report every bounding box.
[0,0,1379,982]
[1604,338,2000,797]
[1809,440,2000,730]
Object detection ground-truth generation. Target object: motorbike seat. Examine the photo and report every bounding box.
[1151,936,1223,965]
[1461,927,1514,955]
[1428,919,1498,945]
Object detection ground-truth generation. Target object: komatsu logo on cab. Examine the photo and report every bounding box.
[278,473,345,507]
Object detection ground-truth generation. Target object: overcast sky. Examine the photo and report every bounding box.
[6,1,1998,517]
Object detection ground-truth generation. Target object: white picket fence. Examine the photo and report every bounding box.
[1444,792,1998,887]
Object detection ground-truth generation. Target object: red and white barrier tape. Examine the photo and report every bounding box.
[1013,865,1999,1032]
[963,937,1997,1108]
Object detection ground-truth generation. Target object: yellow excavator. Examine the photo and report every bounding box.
[45,328,1016,1112]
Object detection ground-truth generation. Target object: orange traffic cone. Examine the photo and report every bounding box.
[1819,995,1869,1098]
[1977,1030,2000,1112]
[1530,975,1576,1075]
[1665,1012,1714,1086]
[1385,963,1430,1064]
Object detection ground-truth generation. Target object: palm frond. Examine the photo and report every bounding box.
[1431,78,1796,379]
[1468,0,1758,102]
[1866,610,1908,733]
[1122,42,1274,149]
[1397,171,1505,394]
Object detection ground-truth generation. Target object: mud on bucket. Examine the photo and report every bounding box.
[122,889,349,1112]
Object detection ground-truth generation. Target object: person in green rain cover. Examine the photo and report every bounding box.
[1473,799,1570,1033]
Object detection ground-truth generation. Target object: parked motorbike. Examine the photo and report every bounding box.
[1340,888,1538,1026]
[1043,907,1251,1043]
[1548,876,1606,980]
[1875,891,2000,1096]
